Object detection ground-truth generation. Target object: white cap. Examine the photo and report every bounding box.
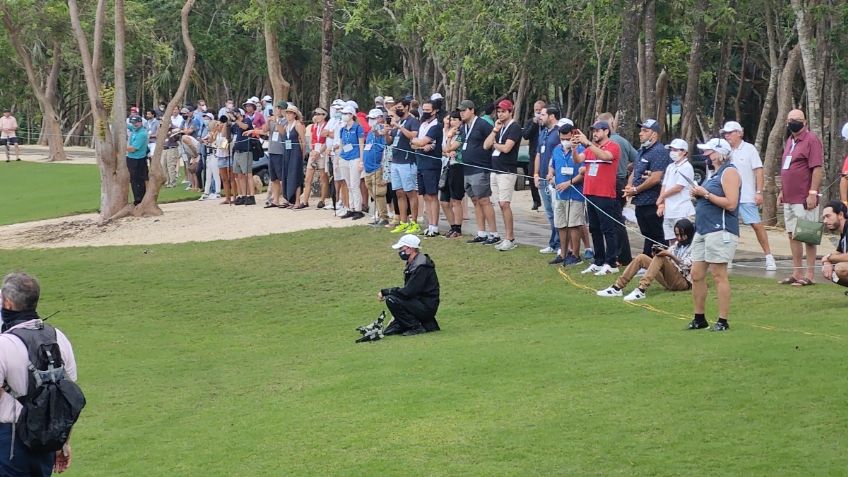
[262,95,272,102]
[697,138,731,156]
[391,234,421,249]
[430,93,444,101]
[665,138,689,151]
[345,100,359,111]
[557,118,574,127]
[719,121,743,133]
[841,122,848,141]
[332,99,345,107]
[341,106,356,115]
[243,99,255,107]
[374,96,384,105]
[248,96,260,104]
[383,96,395,104]
[367,108,383,119]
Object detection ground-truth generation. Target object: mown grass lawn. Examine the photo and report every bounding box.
[0,161,199,225]
[1,226,845,476]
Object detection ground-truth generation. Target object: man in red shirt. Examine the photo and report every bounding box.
[574,120,622,276]
[778,109,823,286]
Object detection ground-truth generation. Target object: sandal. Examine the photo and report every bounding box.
[317,201,325,209]
[791,278,815,286]
[778,277,798,285]
[263,203,278,209]
[292,203,307,210]
[277,203,291,209]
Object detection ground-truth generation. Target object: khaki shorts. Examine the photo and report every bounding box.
[784,203,820,236]
[553,199,586,228]
[489,172,516,203]
[692,232,738,264]
[307,150,327,172]
[233,151,252,174]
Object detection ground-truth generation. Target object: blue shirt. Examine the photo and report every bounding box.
[231,117,253,153]
[391,116,420,164]
[695,163,740,236]
[632,141,672,206]
[417,120,443,171]
[551,144,585,201]
[537,125,559,177]
[363,130,386,173]
[182,116,204,139]
[127,125,148,160]
[339,122,364,161]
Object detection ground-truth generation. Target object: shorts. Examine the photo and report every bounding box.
[417,168,440,195]
[217,155,232,169]
[440,164,465,202]
[391,162,418,192]
[663,217,692,240]
[784,203,820,236]
[268,153,284,182]
[464,171,491,199]
[553,199,586,228]
[307,150,327,171]
[490,172,517,202]
[0,137,17,146]
[738,203,761,224]
[692,232,738,264]
[233,151,252,174]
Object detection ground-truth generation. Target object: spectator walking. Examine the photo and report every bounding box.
[0,109,20,161]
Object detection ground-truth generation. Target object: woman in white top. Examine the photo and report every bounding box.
[211,116,234,204]
[656,138,696,245]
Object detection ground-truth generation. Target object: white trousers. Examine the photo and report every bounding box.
[339,159,362,212]
[204,155,221,195]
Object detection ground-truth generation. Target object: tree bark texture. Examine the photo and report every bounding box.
[263,5,291,102]
[617,0,642,144]
[680,0,709,151]
[642,0,658,120]
[319,0,334,109]
[789,0,822,139]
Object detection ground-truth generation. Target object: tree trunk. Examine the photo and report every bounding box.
[762,45,801,226]
[754,0,781,153]
[680,0,709,150]
[733,40,748,123]
[655,68,669,140]
[318,0,334,109]
[135,0,197,217]
[789,0,822,139]
[617,0,642,144]
[0,10,68,162]
[638,37,647,118]
[262,5,291,102]
[712,37,732,131]
[642,0,658,119]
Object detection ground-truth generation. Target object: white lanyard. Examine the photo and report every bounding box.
[498,120,513,143]
[464,117,477,138]
[790,138,798,154]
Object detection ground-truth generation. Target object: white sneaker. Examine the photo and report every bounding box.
[324,203,336,210]
[623,288,646,301]
[539,246,556,254]
[635,268,647,277]
[497,239,517,251]
[581,264,601,274]
[597,286,622,297]
[335,207,349,217]
[594,264,620,276]
[198,194,208,201]
[208,193,219,199]
[765,254,777,271]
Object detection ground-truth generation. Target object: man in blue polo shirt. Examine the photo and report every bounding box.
[126,115,149,205]
[533,105,562,255]
[546,123,586,265]
[364,109,389,225]
[624,119,672,255]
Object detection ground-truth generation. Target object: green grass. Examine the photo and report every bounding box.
[1,227,845,476]
[0,161,200,225]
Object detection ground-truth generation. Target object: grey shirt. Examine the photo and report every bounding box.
[267,117,288,155]
[610,133,638,179]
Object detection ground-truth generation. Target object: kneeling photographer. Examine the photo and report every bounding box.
[596,219,694,301]
[378,235,441,336]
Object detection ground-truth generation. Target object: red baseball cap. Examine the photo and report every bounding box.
[496,99,513,111]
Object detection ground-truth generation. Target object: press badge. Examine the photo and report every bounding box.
[562,166,574,175]
[462,142,468,151]
[540,145,546,154]
[364,144,373,151]
[588,163,599,176]
[285,140,292,150]
[492,150,501,157]
[782,155,792,170]
[271,132,280,142]
[343,144,353,153]
[392,135,400,147]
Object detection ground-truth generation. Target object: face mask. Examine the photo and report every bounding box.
[342,113,353,123]
[368,119,377,127]
[787,121,804,134]
[534,112,541,120]
[561,140,571,149]
[333,112,342,121]
[395,108,405,117]
[421,112,433,121]
[398,250,410,261]
[669,151,682,161]
[641,139,653,148]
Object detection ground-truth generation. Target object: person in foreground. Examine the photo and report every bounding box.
[379,235,441,336]
[596,218,694,302]
[687,138,741,332]
[0,272,78,475]
[821,201,848,287]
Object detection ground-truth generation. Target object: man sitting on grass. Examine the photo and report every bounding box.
[821,201,848,287]
[378,234,441,336]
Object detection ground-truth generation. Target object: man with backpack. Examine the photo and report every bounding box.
[0,272,84,476]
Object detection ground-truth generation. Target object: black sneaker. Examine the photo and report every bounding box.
[467,236,487,244]
[234,196,244,205]
[402,325,427,336]
[340,211,355,219]
[383,321,403,336]
[548,255,565,265]
[686,319,709,330]
[484,236,501,245]
[351,211,366,220]
[711,321,730,332]
[245,196,256,205]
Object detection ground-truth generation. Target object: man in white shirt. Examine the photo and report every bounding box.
[721,121,777,270]
[656,138,696,244]
[0,272,77,475]
[0,110,20,162]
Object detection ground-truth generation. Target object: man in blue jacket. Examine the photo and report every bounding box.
[127,115,149,205]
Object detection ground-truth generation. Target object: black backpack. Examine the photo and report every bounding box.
[4,322,86,452]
